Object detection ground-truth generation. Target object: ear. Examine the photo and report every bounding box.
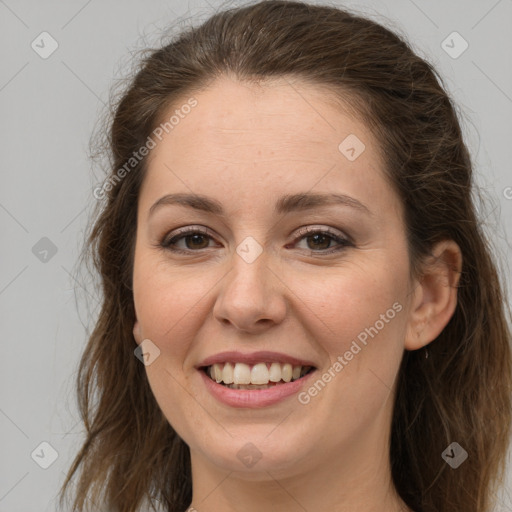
[404,240,462,351]
[133,319,142,345]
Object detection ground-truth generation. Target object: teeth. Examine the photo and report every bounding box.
[206,362,311,386]
[251,363,270,385]
[233,362,251,385]
[227,383,275,390]
[213,363,223,383]
[222,362,234,384]
[281,363,292,383]
[269,362,282,382]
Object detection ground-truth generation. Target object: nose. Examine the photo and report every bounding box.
[212,252,287,334]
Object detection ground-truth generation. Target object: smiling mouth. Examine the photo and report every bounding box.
[201,362,316,390]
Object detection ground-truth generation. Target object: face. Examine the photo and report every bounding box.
[132,76,416,480]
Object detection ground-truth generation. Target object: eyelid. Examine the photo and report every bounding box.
[161,225,215,246]
[292,224,351,243]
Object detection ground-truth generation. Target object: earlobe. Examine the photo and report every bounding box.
[404,240,462,351]
[133,320,141,345]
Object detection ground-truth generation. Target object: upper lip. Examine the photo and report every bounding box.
[196,350,318,369]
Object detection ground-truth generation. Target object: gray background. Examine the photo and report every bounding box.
[0,0,511,510]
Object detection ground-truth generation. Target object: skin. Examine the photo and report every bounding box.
[132,75,462,512]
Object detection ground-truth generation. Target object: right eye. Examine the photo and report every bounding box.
[160,227,219,254]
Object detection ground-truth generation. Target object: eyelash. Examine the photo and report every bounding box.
[159,225,353,255]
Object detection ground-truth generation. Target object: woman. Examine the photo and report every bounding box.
[60,1,512,511]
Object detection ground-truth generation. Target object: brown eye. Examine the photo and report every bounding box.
[292,227,353,254]
[182,233,210,250]
[305,233,333,250]
[161,227,217,254]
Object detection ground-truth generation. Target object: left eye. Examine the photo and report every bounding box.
[288,227,352,254]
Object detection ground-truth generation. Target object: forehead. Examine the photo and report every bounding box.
[140,75,401,221]
[152,76,371,155]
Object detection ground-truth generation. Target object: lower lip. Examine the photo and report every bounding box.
[199,369,316,408]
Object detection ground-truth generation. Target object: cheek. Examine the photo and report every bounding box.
[290,261,408,352]
[133,243,183,314]
[132,253,227,368]
[299,265,409,422]
[131,257,215,428]
[297,270,408,432]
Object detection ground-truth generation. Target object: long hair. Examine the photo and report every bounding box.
[60,1,512,511]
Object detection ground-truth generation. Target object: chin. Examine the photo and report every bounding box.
[191,431,315,478]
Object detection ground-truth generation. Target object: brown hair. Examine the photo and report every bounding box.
[60,1,512,511]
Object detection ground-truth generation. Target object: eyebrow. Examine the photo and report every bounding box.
[148,192,372,218]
